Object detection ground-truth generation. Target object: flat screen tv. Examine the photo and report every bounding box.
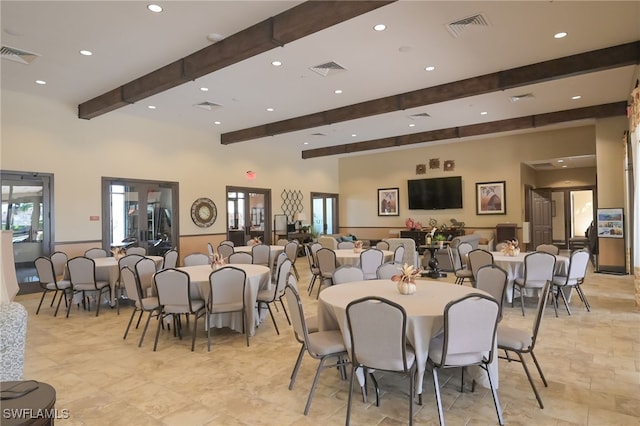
[407,176,463,210]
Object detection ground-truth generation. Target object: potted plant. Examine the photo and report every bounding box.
[434,234,447,248]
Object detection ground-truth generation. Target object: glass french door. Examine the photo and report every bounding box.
[311,192,339,235]
[102,178,178,255]
[226,186,271,245]
[1,171,53,284]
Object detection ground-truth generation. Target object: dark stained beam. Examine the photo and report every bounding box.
[301,102,627,159]
[223,41,640,144]
[78,1,395,120]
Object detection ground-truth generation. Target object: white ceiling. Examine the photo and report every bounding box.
[2,1,639,162]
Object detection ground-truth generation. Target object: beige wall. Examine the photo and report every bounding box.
[1,90,339,246]
[536,167,597,188]
[596,116,627,208]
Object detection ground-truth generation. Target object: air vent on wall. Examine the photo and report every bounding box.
[446,13,490,38]
[309,61,346,77]
[193,101,222,111]
[1,45,40,64]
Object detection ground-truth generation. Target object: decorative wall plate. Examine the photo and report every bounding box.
[190,197,217,228]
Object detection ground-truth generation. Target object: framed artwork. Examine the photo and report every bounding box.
[378,188,399,216]
[597,208,624,238]
[476,181,506,215]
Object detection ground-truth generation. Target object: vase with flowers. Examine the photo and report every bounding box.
[211,253,226,270]
[500,239,520,256]
[391,263,420,295]
[353,240,364,253]
[111,247,125,260]
[249,236,262,246]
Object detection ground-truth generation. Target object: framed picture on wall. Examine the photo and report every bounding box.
[378,188,399,216]
[476,181,506,215]
[597,208,624,238]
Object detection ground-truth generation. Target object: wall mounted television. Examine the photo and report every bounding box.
[407,176,463,210]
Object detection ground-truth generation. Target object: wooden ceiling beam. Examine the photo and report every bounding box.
[301,102,627,159]
[78,1,394,120]
[225,41,640,144]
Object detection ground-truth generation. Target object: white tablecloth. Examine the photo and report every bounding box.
[492,252,569,302]
[318,279,497,395]
[334,249,393,266]
[234,245,284,267]
[177,264,271,336]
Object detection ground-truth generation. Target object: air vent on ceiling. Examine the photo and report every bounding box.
[531,162,555,170]
[311,132,327,137]
[309,61,346,77]
[410,112,431,119]
[193,101,222,111]
[446,13,490,38]
[510,93,535,103]
[1,45,40,65]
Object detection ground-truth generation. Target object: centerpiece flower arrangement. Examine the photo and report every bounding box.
[211,253,226,269]
[500,239,520,257]
[391,263,420,295]
[249,236,262,246]
[111,247,126,260]
[353,240,364,253]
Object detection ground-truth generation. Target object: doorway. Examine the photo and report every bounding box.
[311,192,339,235]
[102,178,179,255]
[226,186,271,246]
[1,171,53,284]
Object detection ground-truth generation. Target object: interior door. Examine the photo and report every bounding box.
[103,178,178,255]
[226,186,271,245]
[531,189,553,248]
[311,192,339,235]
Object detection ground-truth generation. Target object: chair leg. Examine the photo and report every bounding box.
[279,297,291,325]
[408,366,414,426]
[346,365,356,425]
[264,303,280,335]
[135,310,144,328]
[54,290,66,317]
[153,313,164,351]
[519,286,525,316]
[207,312,212,352]
[36,289,48,315]
[138,310,156,347]
[529,350,548,387]
[432,367,445,426]
[575,285,591,311]
[123,307,138,340]
[484,364,504,426]
[243,310,249,347]
[307,274,317,296]
[517,352,544,409]
[289,344,306,389]
[291,263,300,280]
[48,289,58,307]
[558,287,572,315]
[191,312,200,351]
[304,357,326,415]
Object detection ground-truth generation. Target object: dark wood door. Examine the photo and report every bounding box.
[531,189,553,248]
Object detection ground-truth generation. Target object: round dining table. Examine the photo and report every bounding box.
[334,249,394,266]
[317,279,497,396]
[177,263,271,336]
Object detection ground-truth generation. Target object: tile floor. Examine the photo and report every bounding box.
[14,258,640,425]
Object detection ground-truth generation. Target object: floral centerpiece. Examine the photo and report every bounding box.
[500,239,520,257]
[249,236,262,246]
[211,253,226,269]
[353,240,364,253]
[391,263,420,295]
[111,247,125,260]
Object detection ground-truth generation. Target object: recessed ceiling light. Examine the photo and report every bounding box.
[79,50,92,56]
[408,123,415,127]
[562,165,568,168]
[425,66,435,72]
[351,134,357,137]
[35,80,46,85]
[557,159,564,163]
[147,4,162,13]
[206,33,224,43]
[200,87,209,92]
[571,95,581,100]
[480,111,488,115]
[303,142,309,145]
[373,24,386,31]
[334,89,343,94]
[266,107,274,112]
[271,60,282,67]
[554,32,567,39]
[147,105,156,109]
[213,121,221,125]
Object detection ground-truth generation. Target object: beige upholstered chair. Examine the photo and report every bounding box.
[50,251,68,281]
[251,244,270,267]
[220,240,234,247]
[84,248,108,259]
[121,266,160,347]
[257,258,292,335]
[208,266,248,348]
[474,264,509,322]
[284,241,300,279]
[498,282,552,409]
[448,246,474,285]
[376,262,402,279]
[116,254,145,314]
[512,252,555,315]
[304,244,321,296]
[551,249,590,316]
[359,248,384,280]
[332,265,364,285]
[428,293,503,425]
[468,249,494,281]
[162,249,178,270]
[216,243,234,261]
[183,252,211,266]
[34,256,71,316]
[66,256,111,317]
[384,238,418,267]
[315,248,337,299]
[375,241,390,251]
[134,257,157,296]
[345,297,417,425]
[126,246,146,256]
[393,245,405,264]
[227,252,253,264]
[337,241,355,249]
[284,281,348,415]
[536,244,559,255]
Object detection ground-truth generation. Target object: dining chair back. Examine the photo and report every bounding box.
[337,241,355,249]
[208,266,248,348]
[474,264,509,322]
[258,258,292,335]
[376,262,402,279]
[50,251,68,280]
[551,249,590,316]
[332,265,364,285]
[468,249,494,281]
[276,238,289,246]
[359,248,384,279]
[162,249,179,270]
[457,242,473,268]
[448,246,474,285]
[304,244,321,296]
[116,254,145,314]
[346,296,417,425]
[536,244,559,255]
[34,256,71,316]
[228,252,253,264]
[84,248,108,259]
[315,248,337,299]
[66,256,111,317]
[153,268,206,351]
[428,293,503,425]
[393,245,405,263]
[498,281,552,409]
[216,243,235,261]
[207,242,215,259]
[284,241,300,279]
[251,244,271,267]
[220,240,235,247]
[126,246,146,256]
[135,257,157,294]
[513,251,555,315]
[375,241,390,251]
[283,280,348,415]
[121,266,160,347]
[183,252,211,266]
